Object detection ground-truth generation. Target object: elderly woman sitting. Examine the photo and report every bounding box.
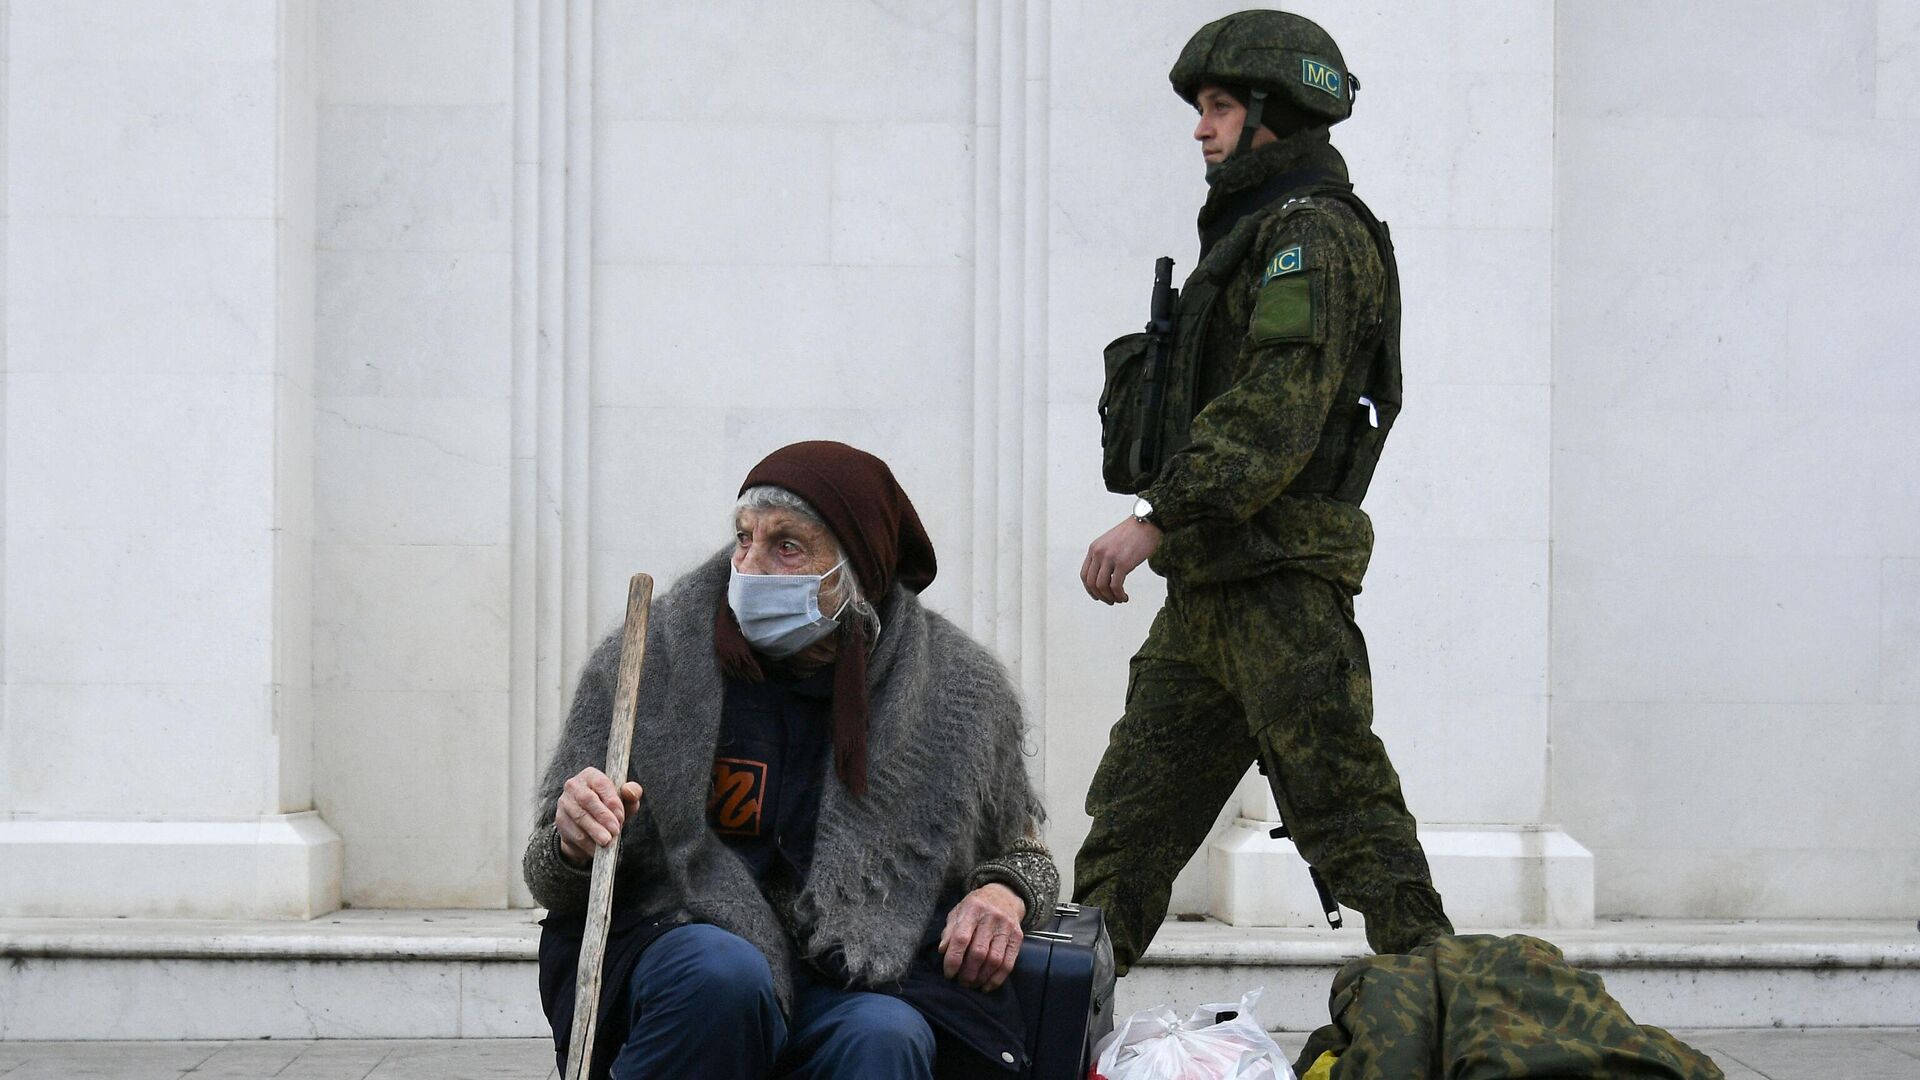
[525,441,1058,1080]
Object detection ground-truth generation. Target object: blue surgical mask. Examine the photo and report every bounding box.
[727,559,851,659]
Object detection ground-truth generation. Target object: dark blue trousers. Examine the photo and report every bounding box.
[611,923,936,1080]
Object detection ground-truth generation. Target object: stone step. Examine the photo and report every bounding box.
[1128,918,1920,1032]
[2,911,1915,1040]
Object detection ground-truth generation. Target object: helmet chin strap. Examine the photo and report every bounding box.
[1235,88,1269,156]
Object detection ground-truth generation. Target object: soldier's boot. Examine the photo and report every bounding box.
[1073,652,1259,975]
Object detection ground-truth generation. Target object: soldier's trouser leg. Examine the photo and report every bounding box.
[1208,571,1452,956]
[1073,601,1258,975]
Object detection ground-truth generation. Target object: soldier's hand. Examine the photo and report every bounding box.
[555,767,643,867]
[1082,516,1163,605]
[939,883,1026,992]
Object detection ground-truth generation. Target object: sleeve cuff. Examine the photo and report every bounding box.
[967,865,1040,926]
[965,841,1062,931]
[547,826,593,878]
[1137,482,1192,534]
[522,823,594,913]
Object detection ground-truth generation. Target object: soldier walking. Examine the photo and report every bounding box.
[1074,9,1453,972]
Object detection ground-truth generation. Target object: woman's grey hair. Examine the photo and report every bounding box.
[733,485,883,642]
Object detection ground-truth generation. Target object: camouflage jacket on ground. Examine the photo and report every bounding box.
[1294,934,1725,1079]
[1142,130,1386,590]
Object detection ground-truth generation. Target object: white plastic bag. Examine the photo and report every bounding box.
[1091,987,1295,1080]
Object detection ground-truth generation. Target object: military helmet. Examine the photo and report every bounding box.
[1170,9,1355,126]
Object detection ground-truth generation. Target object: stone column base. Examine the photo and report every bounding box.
[0,812,342,919]
[1209,821,1595,929]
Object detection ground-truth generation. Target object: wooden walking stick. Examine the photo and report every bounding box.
[564,572,654,1080]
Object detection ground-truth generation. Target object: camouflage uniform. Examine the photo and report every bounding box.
[1293,934,1725,1078]
[1074,11,1451,971]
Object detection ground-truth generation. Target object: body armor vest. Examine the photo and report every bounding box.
[1100,180,1403,505]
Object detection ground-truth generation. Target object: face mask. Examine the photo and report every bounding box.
[727,559,851,659]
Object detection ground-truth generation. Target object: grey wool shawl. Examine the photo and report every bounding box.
[528,551,1044,1010]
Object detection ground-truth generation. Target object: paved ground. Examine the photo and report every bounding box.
[1,1030,1916,1079]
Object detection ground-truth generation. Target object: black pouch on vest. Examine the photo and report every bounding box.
[1098,257,1178,494]
[1098,331,1161,493]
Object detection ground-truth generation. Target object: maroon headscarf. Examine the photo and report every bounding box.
[714,441,937,796]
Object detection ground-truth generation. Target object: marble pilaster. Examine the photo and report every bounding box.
[0,0,338,919]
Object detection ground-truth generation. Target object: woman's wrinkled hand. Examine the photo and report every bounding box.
[938,883,1027,992]
[554,766,642,867]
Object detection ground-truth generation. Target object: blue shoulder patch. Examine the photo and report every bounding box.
[1301,58,1343,99]
[1261,245,1305,286]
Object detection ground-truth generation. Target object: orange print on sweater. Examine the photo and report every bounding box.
[709,758,767,837]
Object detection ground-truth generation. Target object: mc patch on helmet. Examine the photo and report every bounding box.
[1301,58,1343,99]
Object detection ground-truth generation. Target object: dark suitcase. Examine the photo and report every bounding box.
[1012,902,1116,1080]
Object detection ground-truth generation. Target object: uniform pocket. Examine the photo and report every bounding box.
[1124,653,1147,706]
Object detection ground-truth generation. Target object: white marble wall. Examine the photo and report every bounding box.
[0,2,12,835]
[0,0,338,918]
[1552,0,1920,917]
[574,0,1563,922]
[309,0,517,907]
[8,0,1908,922]
[584,1,981,632]
[1,0,1568,918]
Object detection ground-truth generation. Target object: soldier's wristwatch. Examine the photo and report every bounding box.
[1132,496,1157,526]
